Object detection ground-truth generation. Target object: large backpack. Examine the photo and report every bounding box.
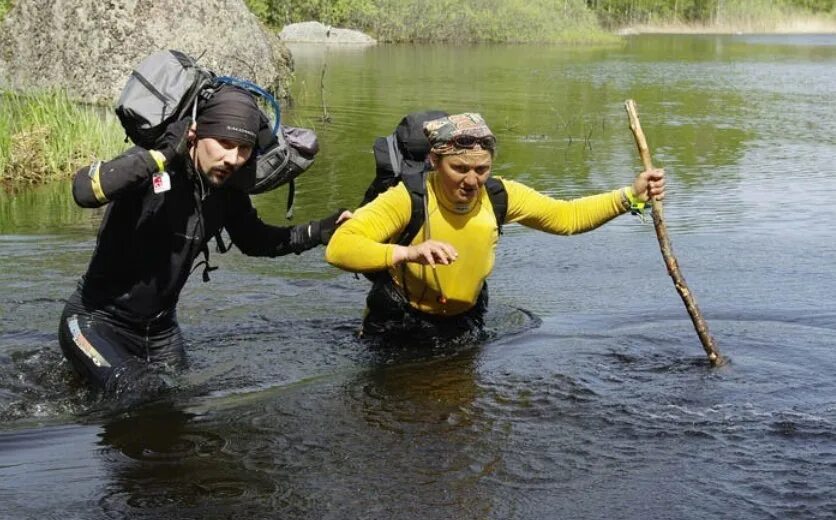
[115,50,319,281]
[115,49,316,211]
[362,110,508,248]
[115,50,213,148]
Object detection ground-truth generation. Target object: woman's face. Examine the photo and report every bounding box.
[431,150,493,204]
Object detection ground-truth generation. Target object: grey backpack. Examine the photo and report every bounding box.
[115,49,318,206]
[115,50,213,149]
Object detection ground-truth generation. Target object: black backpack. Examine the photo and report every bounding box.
[115,49,317,214]
[362,110,508,248]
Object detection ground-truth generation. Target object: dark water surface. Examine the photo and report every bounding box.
[1,35,835,519]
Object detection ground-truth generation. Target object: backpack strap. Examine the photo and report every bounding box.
[286,178,296,219]
[485,177,508,234]
[396,174,507,244]
[191,242,219,282]
[395,170,427,246]
[214,229,230,254]
[386,134,402,177]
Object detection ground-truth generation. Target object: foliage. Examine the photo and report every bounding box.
[245,0,834,37]
[791,0,836,12]
[587,0,835,27]
[244,0,378,28]
[365,0,605,43]
[245,0,610,42]
[0,90,127,186]
[0,0,10,20]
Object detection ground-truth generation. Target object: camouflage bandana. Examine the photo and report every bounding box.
[423,113,496,156]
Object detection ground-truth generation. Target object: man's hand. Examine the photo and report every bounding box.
[318,208,351,245]
[155,118,194,164]
[631,167,666,203]
[393,240,458,267]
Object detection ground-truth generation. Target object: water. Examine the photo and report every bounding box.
[1,34,835,518]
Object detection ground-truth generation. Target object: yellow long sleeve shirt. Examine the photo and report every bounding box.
[326,172,629,316]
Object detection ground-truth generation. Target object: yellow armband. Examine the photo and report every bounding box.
[148,150,166,172]
[88,161,107,204]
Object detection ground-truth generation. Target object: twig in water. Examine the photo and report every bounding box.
[320,62,331,123]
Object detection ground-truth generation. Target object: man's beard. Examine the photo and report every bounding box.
[203,166,232,187]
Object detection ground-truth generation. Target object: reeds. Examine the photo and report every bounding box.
[0,90,127,187]
[245,0,613,43]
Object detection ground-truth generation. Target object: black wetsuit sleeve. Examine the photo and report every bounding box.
[224,192,323,257]
[72,148,160,208]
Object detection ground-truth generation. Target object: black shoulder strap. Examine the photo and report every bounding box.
[169,49,198,69]
[395,171,427,246]
[396,174,506,245]
[485,177,508,234]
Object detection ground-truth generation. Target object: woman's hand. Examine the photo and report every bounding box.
[393,240,458,267]
[336,210,353,224]
[632,168,666,202]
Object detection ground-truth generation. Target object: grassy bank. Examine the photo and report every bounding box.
[246,0,835,39]
[368,0,612,43]
[619,15,836,35]
[0,90,127,187]
[246,0,613,43]
[592,0,836,32]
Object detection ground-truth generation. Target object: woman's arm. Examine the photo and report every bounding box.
[325,185,414,272]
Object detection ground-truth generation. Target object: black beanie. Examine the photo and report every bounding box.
[196,85,261,146]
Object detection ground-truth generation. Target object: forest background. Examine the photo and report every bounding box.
[0,0,833,45]
[243,0,836,42]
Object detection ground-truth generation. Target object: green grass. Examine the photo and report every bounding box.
[592,0,835,30]
[245,0,835,38]
[0,90,128,187]
[245,0,613,43]
[366,0,613,43]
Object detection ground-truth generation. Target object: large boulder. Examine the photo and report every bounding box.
[0,0,294,105]
[280,21,376,44]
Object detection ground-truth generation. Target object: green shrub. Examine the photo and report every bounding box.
[588,0,832,28]
[245,0,610,42]
[0,90,127,186]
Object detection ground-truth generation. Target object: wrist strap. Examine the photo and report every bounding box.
[624,187,646,216]
[148,150,166,173]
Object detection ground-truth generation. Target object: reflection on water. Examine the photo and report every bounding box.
[1,34,836,518]
[5,309,831,518]
[96,404,282,518]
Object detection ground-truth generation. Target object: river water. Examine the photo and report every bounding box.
[1,34,835,519]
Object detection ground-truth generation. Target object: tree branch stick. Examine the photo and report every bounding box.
[320,62,331,123]
[624,99,723,366]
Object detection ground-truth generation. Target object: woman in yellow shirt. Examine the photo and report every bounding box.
[326,113,665,339]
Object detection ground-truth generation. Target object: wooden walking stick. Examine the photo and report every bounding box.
[624,99,723,366]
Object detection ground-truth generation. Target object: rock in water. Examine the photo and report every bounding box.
[280,21,376,44]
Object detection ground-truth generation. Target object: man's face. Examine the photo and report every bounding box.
[191,135,253,188]
[432,150,493,204]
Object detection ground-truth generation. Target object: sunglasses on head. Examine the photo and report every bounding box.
[448,134,496,150]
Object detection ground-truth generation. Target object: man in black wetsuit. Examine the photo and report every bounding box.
[58,85,344,399]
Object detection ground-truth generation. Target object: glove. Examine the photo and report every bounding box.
[289,208,347,253]
[155,117,193,164]
[318,208,347,245]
